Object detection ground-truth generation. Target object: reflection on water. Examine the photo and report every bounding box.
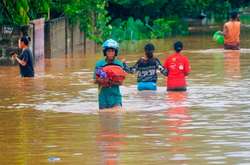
[165,92,192,164]
[165,92,191,135]
[1,34,250,164]
[97,113,127,165]
[224,50,240,79]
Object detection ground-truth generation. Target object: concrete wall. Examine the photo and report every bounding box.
[31,18,45,61]
[45,17,96,58]
[45,17,66,58]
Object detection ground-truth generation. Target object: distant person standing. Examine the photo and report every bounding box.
[164,41,191,91]
[223,11,241,50]
[12,36,34,77]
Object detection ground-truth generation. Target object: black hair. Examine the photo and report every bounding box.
[174,41,183,52]
[103,47,118,56]
[144,43,155,59]
[20,35,31,45]
[230,11,238,20]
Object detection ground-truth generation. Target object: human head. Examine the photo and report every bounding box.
[102,39,119,60]
[230,11,239,20]
[174,41,183,53]
[144,43,155,59]
[18,36,31,49]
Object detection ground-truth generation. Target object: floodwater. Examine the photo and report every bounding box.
[0,29,250,164]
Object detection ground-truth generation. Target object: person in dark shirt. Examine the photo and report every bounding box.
[123,43,168,90]
[12,36,34,77]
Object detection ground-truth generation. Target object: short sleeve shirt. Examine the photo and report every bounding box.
[19,48,34,77]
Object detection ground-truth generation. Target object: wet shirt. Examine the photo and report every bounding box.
[19,48,34,77]
[164,53,190,89]
[224,21,240,45]
[94,58,125,109]
[124,57,167,83]
[94,58,125,79]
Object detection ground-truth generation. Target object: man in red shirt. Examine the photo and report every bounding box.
[164,41,191,91]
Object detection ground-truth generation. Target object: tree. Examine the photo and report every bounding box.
[0,0,30,25]
[229,0,250,8]
[107,0,249,21]
[64,0,111,43]
[0,0,50,25]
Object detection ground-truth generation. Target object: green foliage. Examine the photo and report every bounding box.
[110,17,151,41]
[0,0,50,25]
[64,0,111,44]
[0,0,30,25]
[91,1,112,43]
[0,0,250,42]
[29,0,50,20]
[124,17,150,40]
[108,0,249,21]
[151,18,172,38]
[229,0,250,8]
[109,17,188,41]
[240,14,250,24]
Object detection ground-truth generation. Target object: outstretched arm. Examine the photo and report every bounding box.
[156,59,168,76]
[123,60,139,74]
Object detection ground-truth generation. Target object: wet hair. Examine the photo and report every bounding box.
[174,41,183,52]
[103,48,118,56]
[230,11,238,20]
[20,35,31,45]
[144,43,155,59]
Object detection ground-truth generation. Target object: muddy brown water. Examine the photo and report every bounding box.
[0,32,250,164]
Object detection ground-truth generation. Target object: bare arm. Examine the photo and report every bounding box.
[156,59,168,76]
[12,54,27,66]
[223,24,228,36]
[123,60,140,74]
